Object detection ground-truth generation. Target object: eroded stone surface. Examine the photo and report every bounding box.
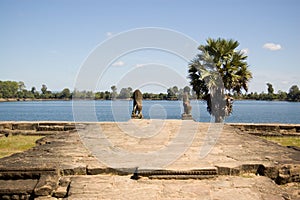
[67,175,298,200]
[0,120,299,199]
[0,179,38,194]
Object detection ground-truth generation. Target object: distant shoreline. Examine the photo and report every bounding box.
[0,98,70,102]
[0,98,180,102]
[0,98,298,103]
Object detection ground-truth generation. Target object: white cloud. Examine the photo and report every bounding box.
[112,61,125,67]
[135,63,147,67]
[241,48,249,55]
[106,32,113,37]
[263,43,282,51]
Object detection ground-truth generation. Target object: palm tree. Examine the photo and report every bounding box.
[188,38,252,122]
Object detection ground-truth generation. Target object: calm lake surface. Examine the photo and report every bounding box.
[0,100,299,124]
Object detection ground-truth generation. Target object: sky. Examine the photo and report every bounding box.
[0,0,299,93]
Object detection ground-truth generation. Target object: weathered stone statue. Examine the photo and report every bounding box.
[182,92,193,120]
[131,89,143,119]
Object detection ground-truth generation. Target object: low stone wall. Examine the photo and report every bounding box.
[228,123,300,136]
[0,166,62,199]
[2,121,300,137]
[0,121,76,131]
[0,122,76,137]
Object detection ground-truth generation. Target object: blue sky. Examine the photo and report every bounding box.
[0,0,299,93]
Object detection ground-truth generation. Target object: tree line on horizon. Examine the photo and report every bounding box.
[0,80,193,101]
[0,80,299,102]
[241,83,300,102]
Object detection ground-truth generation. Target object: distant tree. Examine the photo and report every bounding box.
[143,92,151,99]
[0,81,18,98]
[17,81,27,99]
[111,85,117,100]
[23,90,34,99]
[118,88,132,99]
[95,91,105,100]
[18,81,26,91]
[183,86,191,94]
[167,86,179,99]
[86,91,94,99]
[288,85,300,101]
[31,87,36,94]
[59,88,71,99]
[177,88,184,99]
[104,91,111,100]
[167,87,177,100]
[159,93,167,100]
[72,89,81,99]
[127,87,133,97]
[172,86,178,95]
[188,38,252,122]
[265,83,275,100]
[267,83,274,94]
[277,90,287,100]
[16,90,24,99]
[248,92,259,100]
[41,84,47,95]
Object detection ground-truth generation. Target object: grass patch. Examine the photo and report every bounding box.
[0,135,43,158]
[261,136,300,147]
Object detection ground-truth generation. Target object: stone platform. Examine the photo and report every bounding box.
[0,120,299,199]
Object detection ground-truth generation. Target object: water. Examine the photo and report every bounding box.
[0,100,299,123]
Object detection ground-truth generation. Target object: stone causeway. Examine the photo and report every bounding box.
[0,120,299,199]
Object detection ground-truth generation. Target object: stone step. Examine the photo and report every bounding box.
[138,169,218,176]
[148,174,217,180]
[0,166,58,180]
[131,168,218,180]
[0,179,38,194]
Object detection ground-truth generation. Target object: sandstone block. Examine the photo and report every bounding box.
[34,175,59,196]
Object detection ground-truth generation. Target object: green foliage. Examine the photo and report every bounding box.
[0,80,299,102]
[118,87,132,99]
[188,38,252,122]
[142,92,166,100]
[267,83,274,94]
[287,85,300,101]
[72,90,94,99]
[183,86,191,94]
[41,84,47,94]
[242,84,299,102]
[167,86,179,100]
[110,85,118,100]
[0,81,19,98]
[18,81,25,91]
[277,90,287,100]
[58,88,71,99]
[95,92,104,100]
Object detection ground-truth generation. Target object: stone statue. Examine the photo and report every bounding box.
[182,92,193,120]
[131,89,143,119]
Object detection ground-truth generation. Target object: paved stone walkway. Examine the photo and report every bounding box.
[76,120,300,173]
[66,175,298,200]
[0,120,299,199]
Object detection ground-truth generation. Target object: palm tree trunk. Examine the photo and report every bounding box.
[214,114,224,123]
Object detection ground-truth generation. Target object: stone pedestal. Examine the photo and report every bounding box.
[181,114,193,120]
[131,114,143,119]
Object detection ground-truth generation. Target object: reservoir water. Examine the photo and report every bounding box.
[0,100,299,123]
